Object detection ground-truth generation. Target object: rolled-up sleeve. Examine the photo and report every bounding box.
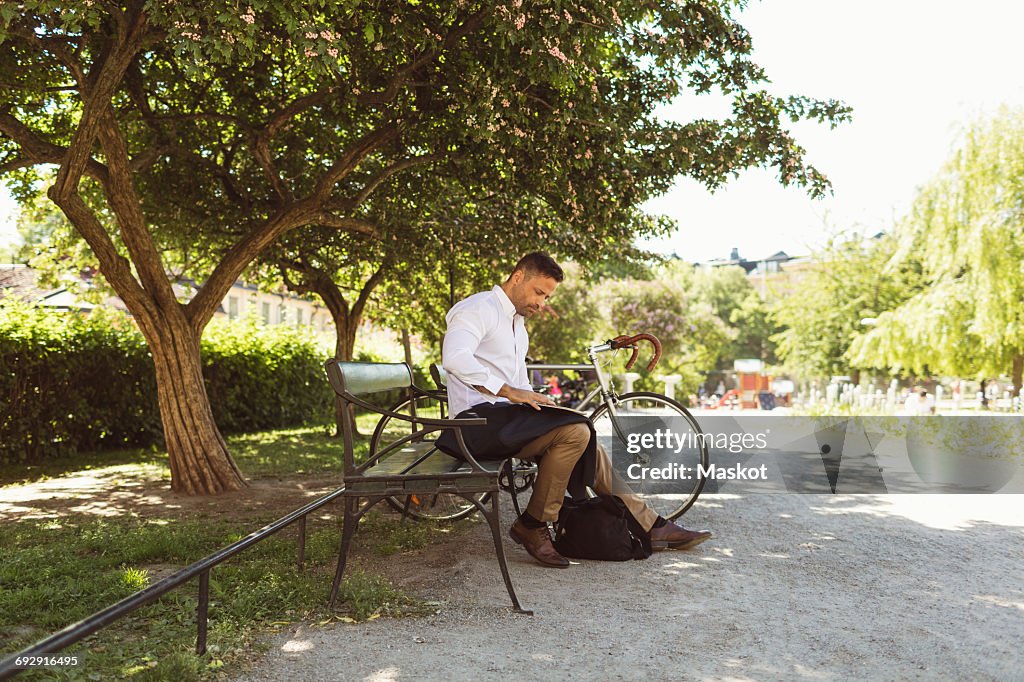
[442,308,506,396]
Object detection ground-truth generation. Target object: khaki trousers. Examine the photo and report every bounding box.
[515,422,659,531]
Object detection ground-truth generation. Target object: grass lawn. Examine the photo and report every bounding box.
[0,413,382,487]
[0,418,470,681]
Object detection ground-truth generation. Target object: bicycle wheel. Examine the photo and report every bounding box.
[369,393,491,522]
[589,391,708,520]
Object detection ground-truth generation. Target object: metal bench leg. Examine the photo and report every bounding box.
[471,492,533,615]
[501,459,525,518]
[329,497,361,608]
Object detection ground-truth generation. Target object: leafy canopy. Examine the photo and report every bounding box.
[849,108,1024,379]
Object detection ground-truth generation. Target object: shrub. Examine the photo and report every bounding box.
[0,300,160,461]
[0,300,334,463]
[202,318,333,434]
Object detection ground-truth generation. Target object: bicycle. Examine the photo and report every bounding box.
[370,332,708,522]
[529,333,709,520]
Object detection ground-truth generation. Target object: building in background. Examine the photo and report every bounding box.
[701,248,814,299]
[0,264,333,334]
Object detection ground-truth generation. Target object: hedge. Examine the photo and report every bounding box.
[0,300,334,463]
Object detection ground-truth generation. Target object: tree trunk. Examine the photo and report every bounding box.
[143,312,246,495]
[304,265,388,437]
[333,315,361,437]
[401,328,413,368]
[1012,353,1023,399]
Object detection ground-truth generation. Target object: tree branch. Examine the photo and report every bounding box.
[313,121,403,201]
[253,88,340,203]
[315,211,380,237]
[0,111,109,182]
[9,27,87,85]
[275,259,315,297]
[350,153,445,208]
[186,118,403,331]
[46,188,157,323]
[351,261,389,324]
[252,135,293,203]
[265,88,338,138]
[94,104,177,305]
[186,199,319,332]
[51,6,149,200]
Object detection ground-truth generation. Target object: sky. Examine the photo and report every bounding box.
[4,1,1024,263]
[644,0,1024,262]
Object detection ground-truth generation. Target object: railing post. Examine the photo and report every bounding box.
[297,516,307,570]
[196,570,210,656]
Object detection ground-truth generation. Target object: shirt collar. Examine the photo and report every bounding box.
[492,285,517,319]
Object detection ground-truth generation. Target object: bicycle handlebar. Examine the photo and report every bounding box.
[608,333,662,372]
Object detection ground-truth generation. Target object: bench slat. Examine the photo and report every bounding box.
[367,444,504,477]
[368,445,461,476]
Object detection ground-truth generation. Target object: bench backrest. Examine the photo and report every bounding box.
[325,360,412,397]
[429,363,448,390]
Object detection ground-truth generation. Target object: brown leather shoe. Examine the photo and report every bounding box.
[649,520,712,550]
[510,518,570,568]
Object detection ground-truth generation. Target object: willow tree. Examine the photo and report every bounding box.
[849,109,1024,394]
[1,1,848,494]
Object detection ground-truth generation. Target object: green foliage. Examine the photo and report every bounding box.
[0,299,161,462]
[771,233,917,379]
[0,301,333,463]
[526,264,603,363]
[691,264,780,367]
[201,318,333,434]
[598,274,733,393]
[849,107,1024,388]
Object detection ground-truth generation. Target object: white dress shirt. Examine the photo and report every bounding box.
[442,285,532,416]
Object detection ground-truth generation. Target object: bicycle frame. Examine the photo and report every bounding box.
[527,340,628,417]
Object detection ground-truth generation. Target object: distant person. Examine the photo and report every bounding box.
[905,388,935,415]
[546,375,563,400]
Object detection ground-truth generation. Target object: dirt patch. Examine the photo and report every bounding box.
[0,465,341,523]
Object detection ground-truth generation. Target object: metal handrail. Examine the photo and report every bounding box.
[0,486,348,680]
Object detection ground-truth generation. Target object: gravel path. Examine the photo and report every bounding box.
[237,494,1024,681]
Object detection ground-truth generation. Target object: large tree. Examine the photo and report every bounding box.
[849,108,1024,394]
[1,1,848,494]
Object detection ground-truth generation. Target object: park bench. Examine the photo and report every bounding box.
[324,359,531,614]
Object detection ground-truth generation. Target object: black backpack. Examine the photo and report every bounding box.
[552,494,652,561]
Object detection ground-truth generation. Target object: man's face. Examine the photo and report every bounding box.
[507,270,559,317]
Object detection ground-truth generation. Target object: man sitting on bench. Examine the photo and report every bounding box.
[438,252,712,568]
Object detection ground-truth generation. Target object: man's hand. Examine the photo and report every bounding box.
[498,385,556,410]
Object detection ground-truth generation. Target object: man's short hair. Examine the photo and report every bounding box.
[511,252,564,282]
